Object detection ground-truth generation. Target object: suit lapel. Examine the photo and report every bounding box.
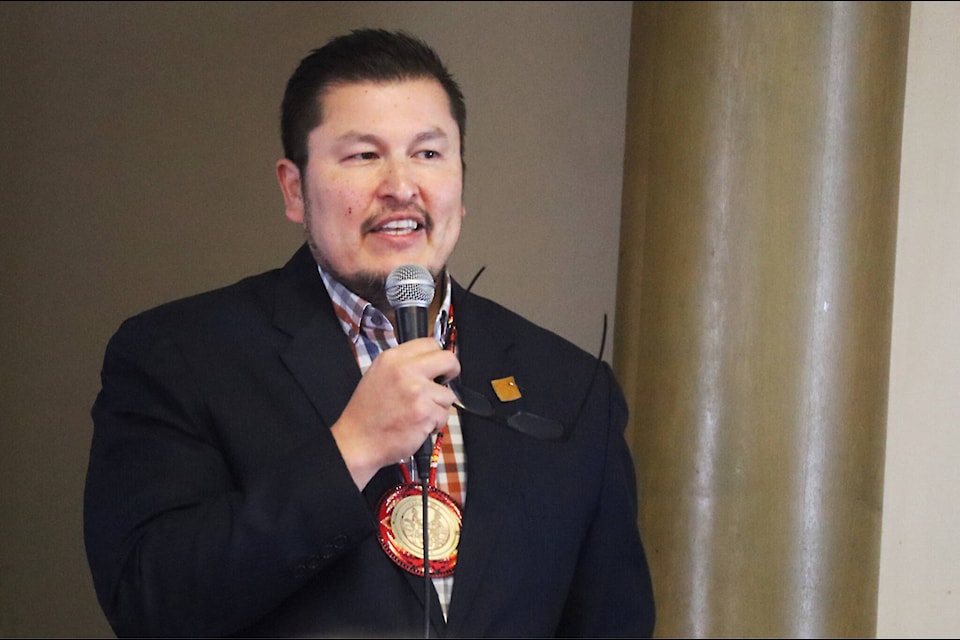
[271,259,534,633]
[273,245,362,431]
[273,247,447,630]
[444,283,529,634]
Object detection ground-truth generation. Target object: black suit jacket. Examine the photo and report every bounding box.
[84,245,655,638]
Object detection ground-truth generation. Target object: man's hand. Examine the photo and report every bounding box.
[331,337,461,489]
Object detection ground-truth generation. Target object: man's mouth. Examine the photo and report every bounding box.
[371,218,423,235]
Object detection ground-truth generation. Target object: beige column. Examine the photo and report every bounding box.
[614,2,911,636]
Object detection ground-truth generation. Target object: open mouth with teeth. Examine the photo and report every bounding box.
[374,219,423,235]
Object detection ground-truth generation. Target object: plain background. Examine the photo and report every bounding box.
[0,2,956,637]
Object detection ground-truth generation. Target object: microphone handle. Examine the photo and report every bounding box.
[394,304,434,483]
[414,438,432,482]
[394,305,430,344]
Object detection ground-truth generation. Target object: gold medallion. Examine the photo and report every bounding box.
[377,483,462,577]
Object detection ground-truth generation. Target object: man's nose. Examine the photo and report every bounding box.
[377,159,418,202]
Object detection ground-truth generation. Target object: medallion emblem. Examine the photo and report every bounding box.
[377,483,462,577]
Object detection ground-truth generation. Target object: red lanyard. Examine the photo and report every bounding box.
[398,428,446,486]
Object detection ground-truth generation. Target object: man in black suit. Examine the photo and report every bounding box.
[83,29,655,638]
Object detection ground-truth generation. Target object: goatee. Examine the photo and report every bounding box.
[331,266,390,311]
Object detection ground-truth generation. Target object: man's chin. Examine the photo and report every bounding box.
[341,265,444,309]
[311,249,443,309]
[335,269,390,308]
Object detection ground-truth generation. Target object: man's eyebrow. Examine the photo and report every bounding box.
[334,128,450,145]
[411,128,449,144]
[335,132,381,145]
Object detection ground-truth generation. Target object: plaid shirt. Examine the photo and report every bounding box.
[318,265,465,618]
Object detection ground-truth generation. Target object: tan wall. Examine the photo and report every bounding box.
[0,2,632,636]
[879,2,960,637]
[0,1,956,637]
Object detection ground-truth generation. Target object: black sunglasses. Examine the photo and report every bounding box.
[444,266,608,441]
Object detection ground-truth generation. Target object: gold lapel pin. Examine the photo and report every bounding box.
[491,376,522,402]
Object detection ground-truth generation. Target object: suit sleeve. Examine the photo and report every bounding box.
[83,313,376,637]
[555,362,656,637]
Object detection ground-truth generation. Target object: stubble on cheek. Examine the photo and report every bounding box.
[301,212,391,309]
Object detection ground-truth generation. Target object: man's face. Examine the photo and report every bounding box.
[277,78,464,306]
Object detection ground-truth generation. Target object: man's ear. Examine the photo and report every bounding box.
[276,158,305,224]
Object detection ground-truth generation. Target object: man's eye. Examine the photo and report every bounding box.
[417,150,439,159]
[354,151,378,160]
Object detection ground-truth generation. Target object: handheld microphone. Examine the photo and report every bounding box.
[385,264,436,482]
[386,264,437,638]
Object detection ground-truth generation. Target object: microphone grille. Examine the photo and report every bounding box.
[385,264,435,309]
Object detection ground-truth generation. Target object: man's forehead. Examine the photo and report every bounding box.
[311,80,460,144]
[317,79,454,119]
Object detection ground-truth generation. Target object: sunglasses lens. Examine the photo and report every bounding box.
[450,381,494,417]
[507,411,564,440]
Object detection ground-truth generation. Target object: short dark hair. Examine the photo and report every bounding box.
[280,28,466,175]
